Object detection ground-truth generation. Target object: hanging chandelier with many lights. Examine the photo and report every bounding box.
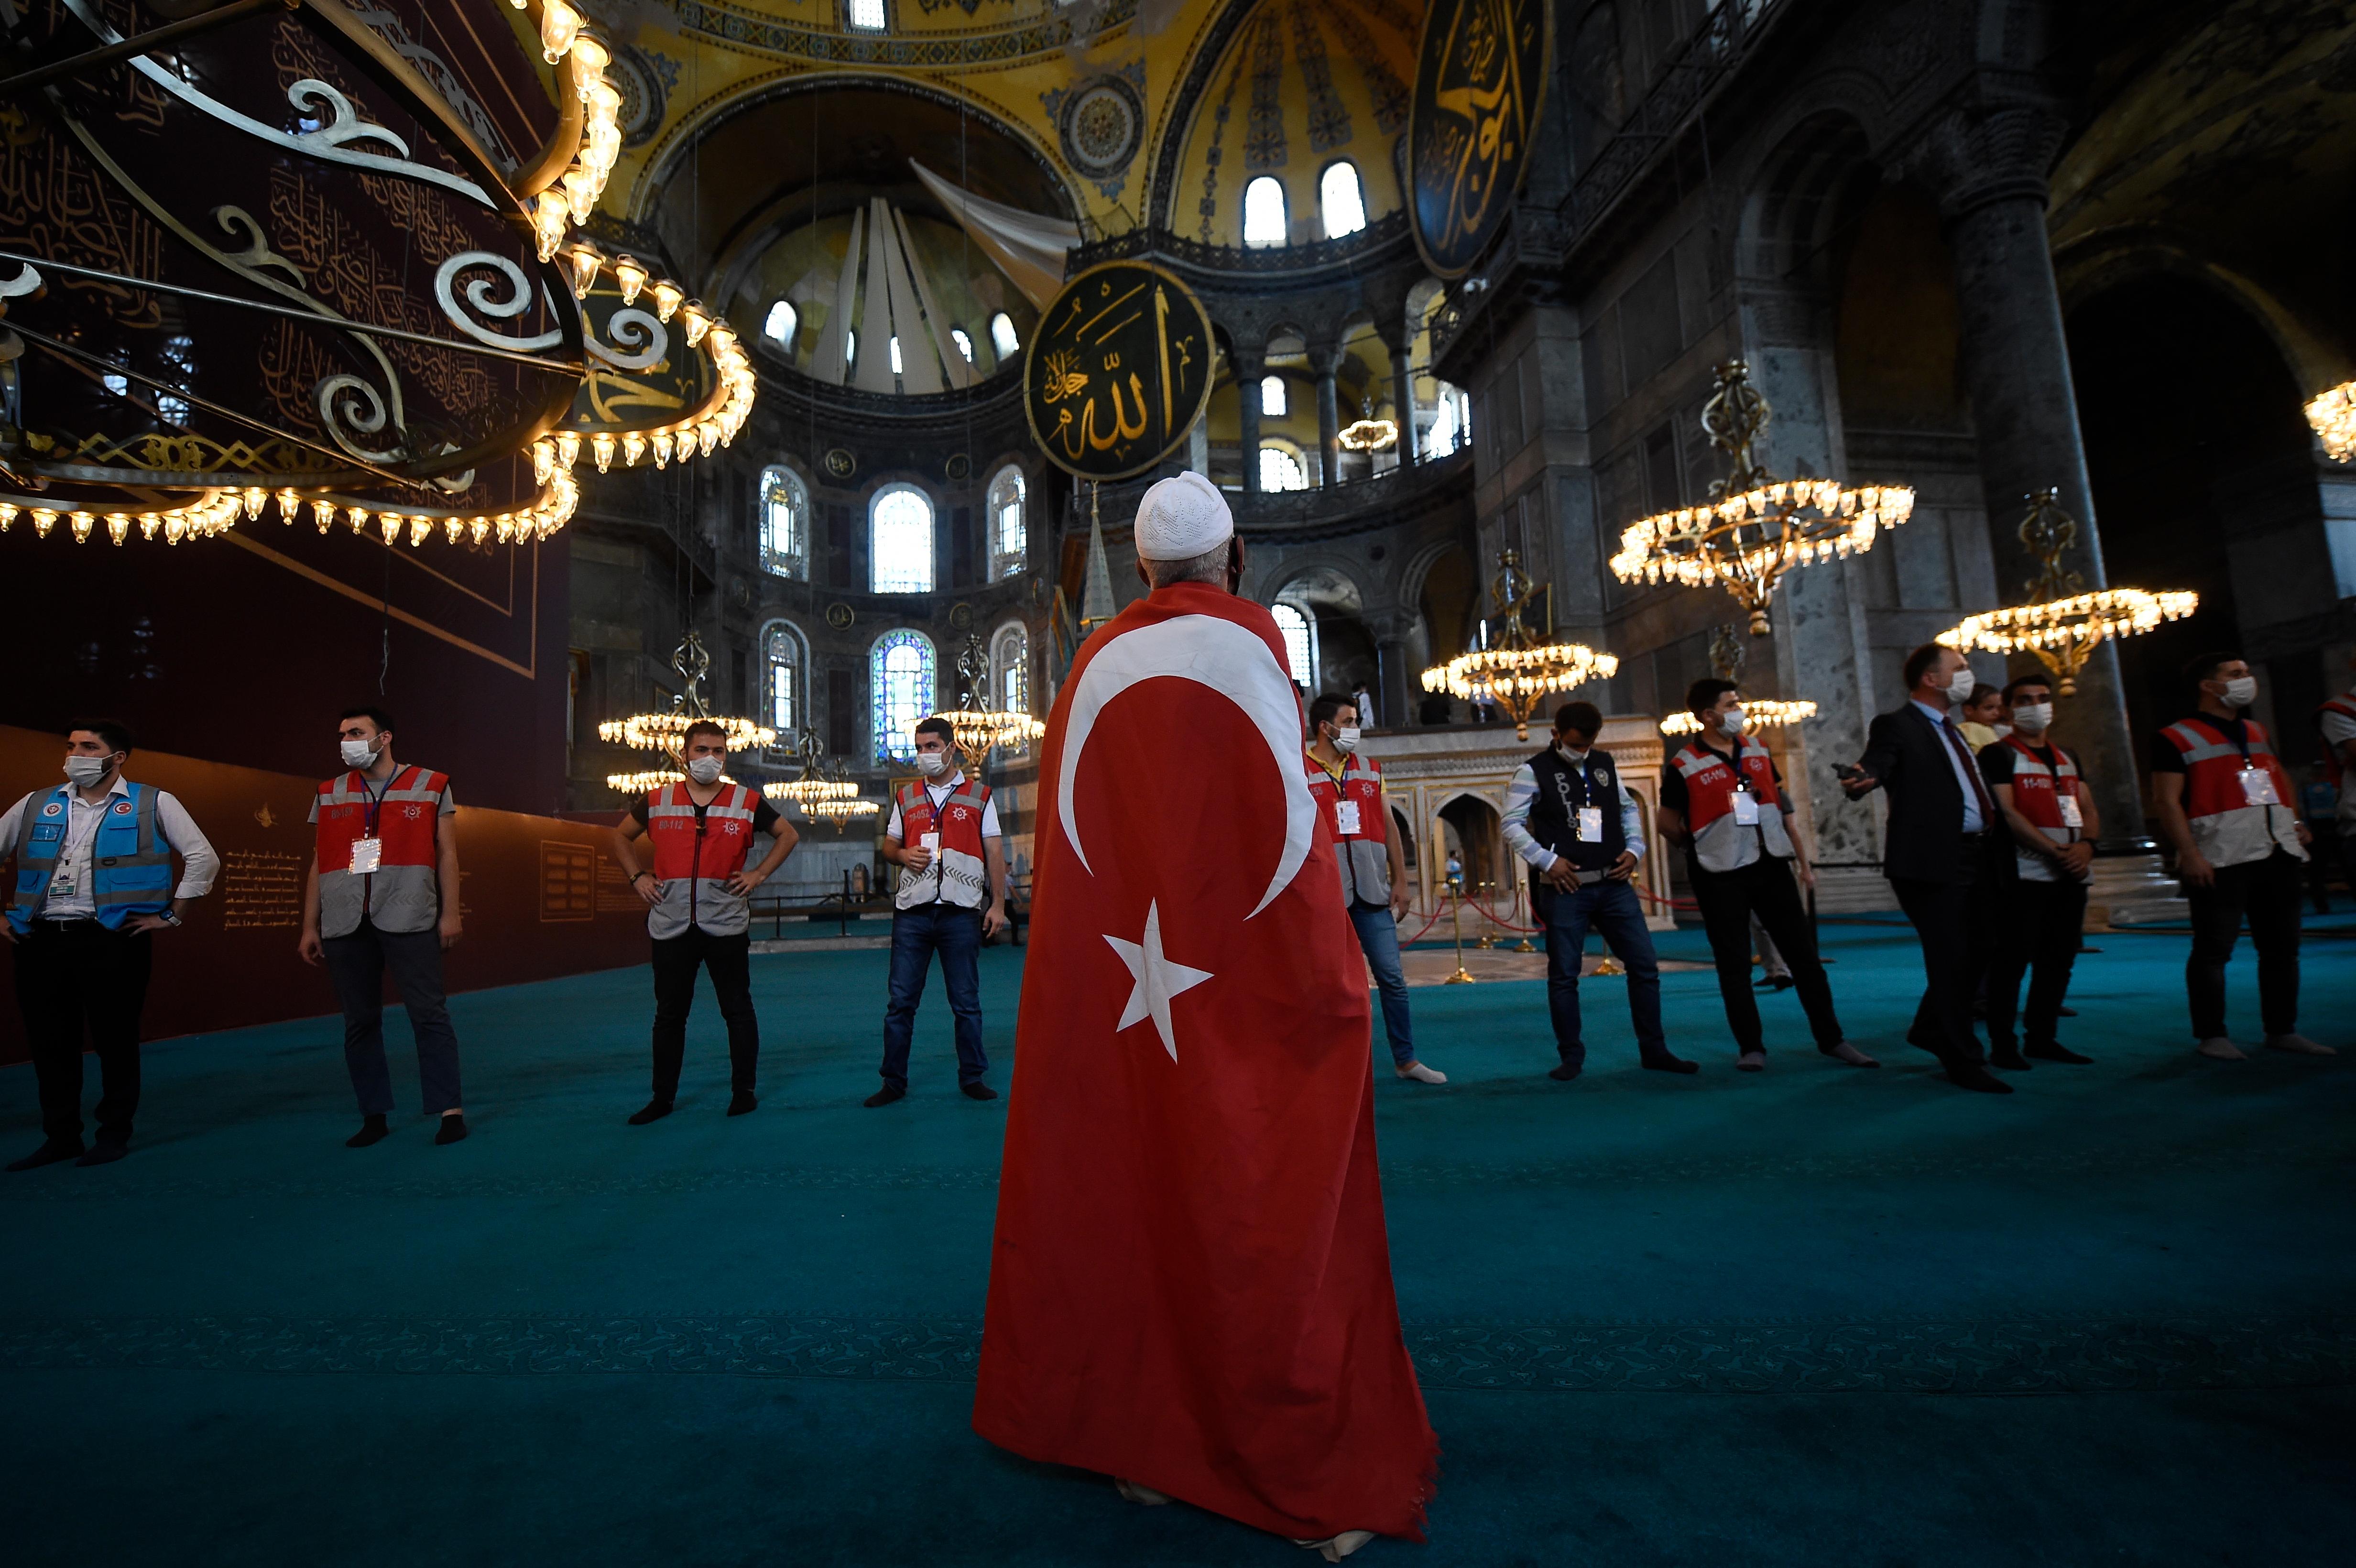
[1938,490,2197,697]
[1610,360,1915,635]
[945,635,1046,757]
[600,629,776,792]
[1660,699,1818,737]
[2306,381,2356,462]
[1421,549,1617,741]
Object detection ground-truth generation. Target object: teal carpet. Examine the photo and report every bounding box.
[2,924,2351,1565]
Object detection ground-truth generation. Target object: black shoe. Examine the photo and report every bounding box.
[2057,1006,2078,1018]
[1755,976,1794,991]
[960,1081,998,1100]
[345,1115,390,1149]
[7,1138,84,1172]
[1946,1063,2015,1094]
[727,1091,758,1116]
[2024,1041,2093,1065]
[863,1084,906,1108]
[1989,1046,2033,1071]
[76,1142,128,1166]
[435,1114,469,1145]
[627,1100,674,1126]
[1547,1063,1582,1081]
[1642,1054,1701,1075]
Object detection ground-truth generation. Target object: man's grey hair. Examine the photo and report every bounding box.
[1140,540,1230,588]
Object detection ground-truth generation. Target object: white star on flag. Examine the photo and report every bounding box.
[1103,900,1214,1062]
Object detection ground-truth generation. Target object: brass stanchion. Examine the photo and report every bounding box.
[1443,875,1476,984]
[1511,876,1538,953]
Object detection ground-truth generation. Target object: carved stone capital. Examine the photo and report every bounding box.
[1894,95,2072,221]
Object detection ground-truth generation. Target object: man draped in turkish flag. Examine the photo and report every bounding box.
[974,474,1436,1557]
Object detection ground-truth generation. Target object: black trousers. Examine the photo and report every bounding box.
[1889,834,2003,1067]
[321,919,463,1116]
[11,920,153,1144]
[1986,875,2087,1051]
[1689,855,1844,1053]
[2184,849,2303,1041]
[651,926,758,1100]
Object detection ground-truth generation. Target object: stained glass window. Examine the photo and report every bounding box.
[760,467,807,579]
[764,621,802,735]
[993,622,1030,715]
[871,630,936,763]
[870,485,934,593]
[989,466,1026,579]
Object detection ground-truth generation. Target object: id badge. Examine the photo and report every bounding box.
[2057,794,2083,829]
[2237,766,2280,806]
[1578,806,1604,842]
[920,830,941,852]
[1335,799,1362,836]
[349,837,383,874]
[1732,791,1760,826]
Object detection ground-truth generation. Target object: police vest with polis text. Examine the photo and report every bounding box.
[1998,736,2090,883]
[1523,743,1627,887]
[1304,750,1392,906]
[1669,735,1792,873]
[313,765,449,938]
[2159,715,2305,868]
[7,783,177,935]
[894,776,992,911]
[642,781,763,937]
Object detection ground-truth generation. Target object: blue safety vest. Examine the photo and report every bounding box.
[9,781,177,934]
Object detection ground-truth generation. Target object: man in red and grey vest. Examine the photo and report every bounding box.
[2,719,218,1169]
[2317,649,2356,902]
[866,715,1007,1107]
[1977,674,2100,1068]
[609,719,798,1123]
[2151,653,2330,1060]
[1658,679,1873,1073]
[1305,693,1444,1084]
[298,707,470,1146]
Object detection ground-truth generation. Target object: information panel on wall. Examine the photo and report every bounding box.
[1024,261,1215,481]
[1407,0,1554,280]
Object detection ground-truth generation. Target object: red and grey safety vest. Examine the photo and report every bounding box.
[1670,737,1793,872]
[314,766,449,937]
[644,782,763,938]
[1998,736,2088,883]
[2158,716,2304,869]
[894,775,992,911]
[8,782,177,934]
[2317,693,2356,787]
[1305,750,1393,906]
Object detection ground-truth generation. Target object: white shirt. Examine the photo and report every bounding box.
[0,776,219,918]
[2322,690,2356,826]
[1910,698,1987,835]
[884,769,1002,841]
[1500,747,1647,872]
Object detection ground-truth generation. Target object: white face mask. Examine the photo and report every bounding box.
[1555,740,1589,762]
[1719,707,1747,737]
[915,750,950,778]
[684,755,724,785]
[1945,667,1978,705]
[64,754,113,788]
[339,737,378,769]
[2221,675,2258,708]
[2011,702,2052,733]
[1333,726,1360,753]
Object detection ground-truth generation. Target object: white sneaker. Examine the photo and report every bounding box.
[1292,1531,1377,1561]
[1736,1050,1767,1072]
[1114,1478,1170,1506]
[2265,1034,2337,1056]
[1395,1061,1447,1084]
[2196,1037,2247,1060]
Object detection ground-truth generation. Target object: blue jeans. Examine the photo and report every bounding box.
[1536,876,1667,1069]
[880,904,988,1088]
[1347,902,1416,1067]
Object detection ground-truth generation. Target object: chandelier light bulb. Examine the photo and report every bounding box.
[555,430,582,468]
[591,431,617,472]
[567,33,609,88]
[651,279,684,322]
[539,0,582,63]
[611,254,648,306]
[681,301,710,347]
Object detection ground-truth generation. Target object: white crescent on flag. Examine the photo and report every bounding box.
[1057,613,1314,918]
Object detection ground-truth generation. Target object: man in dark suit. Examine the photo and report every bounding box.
[1839,643,2014,1094]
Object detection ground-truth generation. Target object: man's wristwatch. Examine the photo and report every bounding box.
[631,870,655,885]
[157,909,183,927]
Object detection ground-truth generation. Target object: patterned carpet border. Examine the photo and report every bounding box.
[4,1314,2350,1394]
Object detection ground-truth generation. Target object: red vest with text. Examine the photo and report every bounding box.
[644,782,762,937]
[1999,736,2086,882]
[895,776,993,909]
[2159,715,2303,869]
[313,766,447,936]
[1305,751,1393,905]
[2317,693,2356,786]
[1670,736,1792,872]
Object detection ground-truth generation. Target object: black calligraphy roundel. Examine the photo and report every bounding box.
[1407,0,1554,280]
[1024,261,1216,482]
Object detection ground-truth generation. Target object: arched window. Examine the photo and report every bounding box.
[846,0,885,32]
[1260,374,1288,418]
[992,621,1031,717]
[950,326,975,363]
[1258,442,1309,492]
[988,465,1026,580]
[1428,382,1470,457]
[989,312,1020,359]
[889,335,904,376]
[1243,176,1287,248]
[845,327,858,368]
[869,485,934,593]
[870,629,936,763]
[763,300,797,350]
[1319,162,1366,239]
[1270,603,1316,687]
[759,466,807,579]
[762,620,805,737]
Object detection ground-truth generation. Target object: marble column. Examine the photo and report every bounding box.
[1312,344,1342,489]
[1914,100,2144,842]
[1385,327,1419,466]
[1233,343,1264,498]
[1370,617,1412,733]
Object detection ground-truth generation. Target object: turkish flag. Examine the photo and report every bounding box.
[974,580,1437,1541]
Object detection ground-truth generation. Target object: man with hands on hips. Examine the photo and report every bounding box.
[610,720,799,1124]
[2,719,218,1169]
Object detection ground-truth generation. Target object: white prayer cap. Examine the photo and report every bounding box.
[1132,471,1234,560]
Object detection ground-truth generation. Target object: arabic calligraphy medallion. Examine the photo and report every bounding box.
[1407,0,1553,280]
[1024,261,1215,482]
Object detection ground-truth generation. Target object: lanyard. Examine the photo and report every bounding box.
[359,767,402,835]
[1695,740,1749,791]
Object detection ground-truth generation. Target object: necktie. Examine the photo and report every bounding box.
[1941,718,1998,828]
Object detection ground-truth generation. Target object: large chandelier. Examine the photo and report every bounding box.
[1421,549,1616,741]
[945,635,1046,757]
[2307,381,2356,462]
[1938,490,2197,697]
[1610,360,1915,635]
[599,630,776,792]
[763,731,855,804]
[1660,699,1818,737]
[783,758,880,822]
